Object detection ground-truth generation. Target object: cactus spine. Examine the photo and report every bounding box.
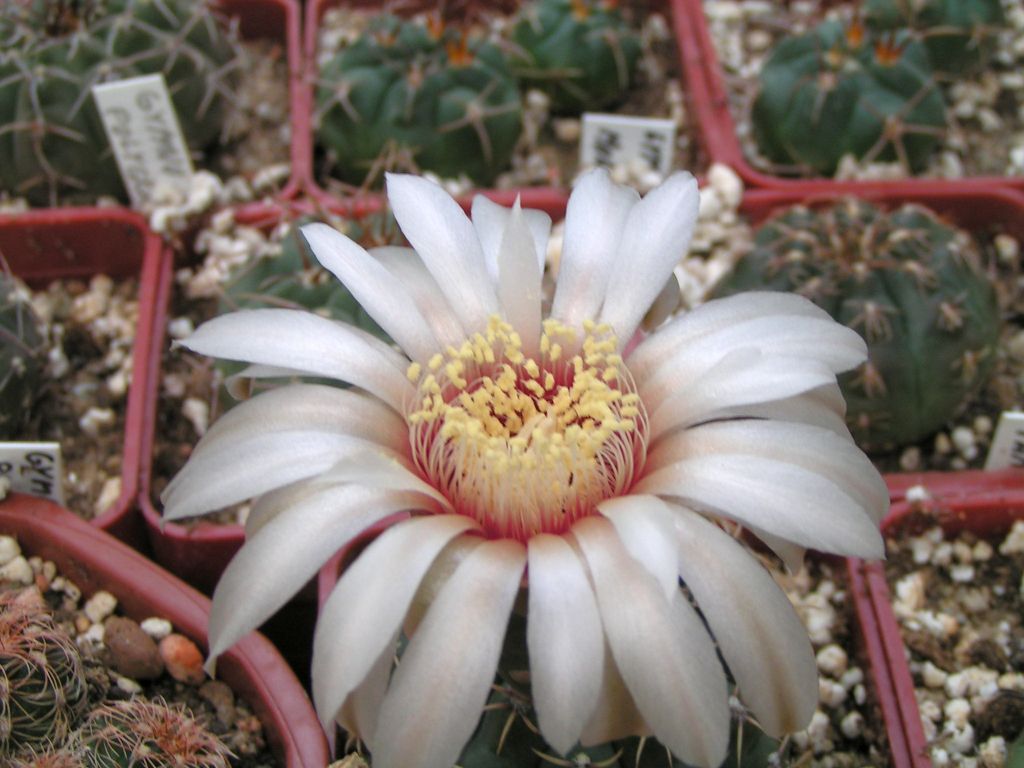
[0,0,243,204]
[315,14,522,186]
[0,589,89,756]
[78,698,231,768]
[0,274,44,439]
[510,0,642,113]
[752,18,946,175]
[710,199,1001,451]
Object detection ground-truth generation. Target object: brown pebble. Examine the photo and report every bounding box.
[963,637,1010,673]
[104,616,164,680]
[976,689,1024,741]
[199,679,237,728]
[74,615,92,635]
[159,633,206,685]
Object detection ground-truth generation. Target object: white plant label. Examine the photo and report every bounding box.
[579,113,676,175]
[0,442,64,504]
[92,74,194,207]
[984,411,1024,470]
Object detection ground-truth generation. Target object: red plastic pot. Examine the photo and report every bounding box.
[0,492,330,767]
[216,0,306,201]
[675,0,1024,195]
[299,0,708,213]
[864,472,1024,767]
[0,207,164,549]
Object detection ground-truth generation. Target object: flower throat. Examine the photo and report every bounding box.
[406,316,648,541]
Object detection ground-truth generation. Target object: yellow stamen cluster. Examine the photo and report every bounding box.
[406,316,647,541]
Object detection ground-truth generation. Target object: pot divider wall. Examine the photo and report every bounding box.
[0,492,330,767]
[0,207,164,548]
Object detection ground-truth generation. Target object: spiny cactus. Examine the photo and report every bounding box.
[315,14,522,187]
[752,18,946,176]
[0,589,89,756]
[509,0,642,114]
[0,273,45,439]
[865,0,1006,75]
[78,698,231,768]
[710,198,1001,451]
[8,736,87,768]
[0,0,243,205]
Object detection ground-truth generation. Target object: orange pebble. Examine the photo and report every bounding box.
[158,633,206,685]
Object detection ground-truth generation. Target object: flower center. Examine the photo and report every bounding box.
[406,316,648,541]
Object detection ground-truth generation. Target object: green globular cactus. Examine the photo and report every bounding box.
[752,19,947,175]
[0,0,243,205]
[0,273,45,440]
[0,590,89,756]
[509,0,642,114]
[315,14,522,187]
[78,698,231,768]
[710,199,1001,452]
[865,0,1006,75]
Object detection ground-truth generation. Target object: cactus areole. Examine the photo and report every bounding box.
[711,199,1001,452]
[0,0,241,205]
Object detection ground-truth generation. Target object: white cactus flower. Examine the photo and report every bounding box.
[162,169,886,768]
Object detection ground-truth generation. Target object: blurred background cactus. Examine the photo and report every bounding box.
[864,0,1007,75]
[751,18,947,175]
[0,0,243,205]
[0,589,89,756]
[78,698,231,768]
[314,13,522,187]
[0,272,45,439]
[710,199,1001,452]
[509,0,642,114]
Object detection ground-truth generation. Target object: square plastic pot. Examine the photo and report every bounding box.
[863,470,1024,767]
[0,491,331,767]
[675,0,1024,195]
[0,207,164,549]
[300,0,707,212]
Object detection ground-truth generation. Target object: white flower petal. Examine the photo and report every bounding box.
[337,638,394,748]
[471,193,551,280]
[650,420,888,522]
[371,245,467,350]
[551,168,638,335]
[386,173,499,334]
[649,352,839,440]
[579,646,648,747]
[746,525,807,575]
[702,384,851,438]
[245,450,451,537]
[671,503,818,736]
[301,222,442,363]
[639,314,866,412]
[180,309,413,412]
[371,539,526,768]
[597,495,679,602]
[161,386,407,521]
[572,517,730,768]
[627,292,837,380]
[526,534,604,755]
[636,454,884,558]
[496,199,542,356]
[207,487,437,665]
[598,172,699,346]
[313,516,478,733]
